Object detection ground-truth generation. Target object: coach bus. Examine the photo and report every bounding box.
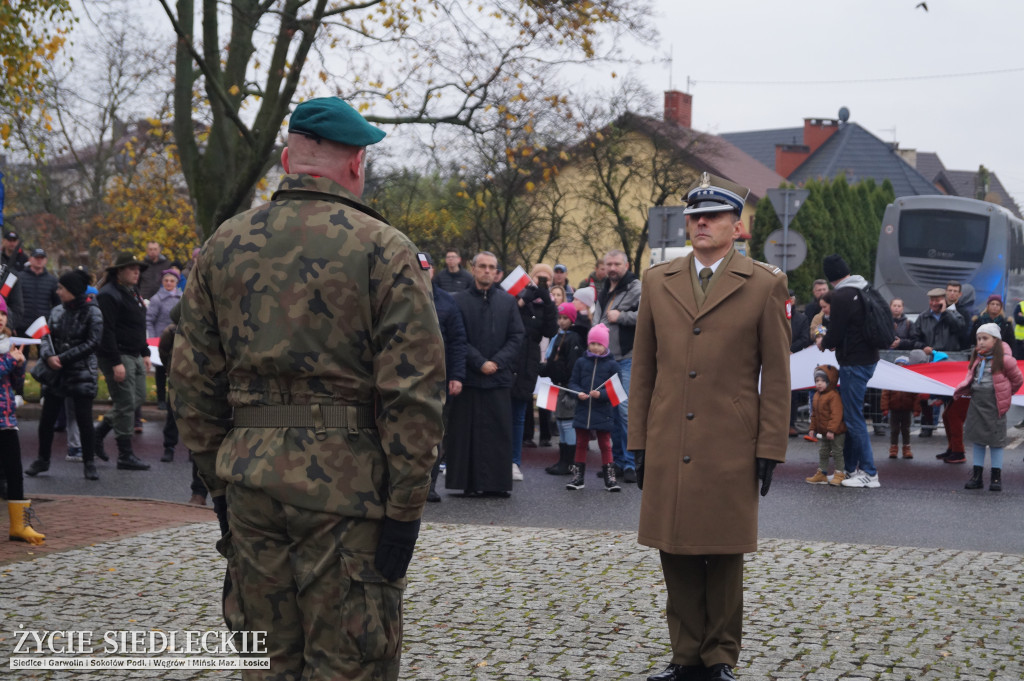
[873,195,1024,314]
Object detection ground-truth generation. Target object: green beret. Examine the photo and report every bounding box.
[288,97,386,147]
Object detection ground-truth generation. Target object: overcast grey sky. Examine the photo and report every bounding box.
[604,0,1023,207]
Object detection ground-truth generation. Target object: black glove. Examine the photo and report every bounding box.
[630,450,645,490]
[374,517,421,581]
[756,458,777,497]
[212,494,229,536]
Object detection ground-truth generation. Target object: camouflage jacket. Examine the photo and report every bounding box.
[170,174,446,522]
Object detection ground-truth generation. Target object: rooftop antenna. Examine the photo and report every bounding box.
[668,45,674,90]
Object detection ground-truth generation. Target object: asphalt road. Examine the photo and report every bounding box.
[12,408,1024,554]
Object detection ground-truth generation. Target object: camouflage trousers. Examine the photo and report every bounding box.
[221,484,404,681]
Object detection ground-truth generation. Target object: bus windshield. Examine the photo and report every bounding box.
[898,209,989,262]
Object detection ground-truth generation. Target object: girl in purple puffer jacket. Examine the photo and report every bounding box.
[954,323,1024,492]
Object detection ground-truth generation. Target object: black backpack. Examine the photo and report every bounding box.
[859,284,896,349]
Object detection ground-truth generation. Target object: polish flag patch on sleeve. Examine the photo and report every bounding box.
[417,253,431,270]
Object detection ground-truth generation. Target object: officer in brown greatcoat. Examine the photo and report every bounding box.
[628,173,791,681]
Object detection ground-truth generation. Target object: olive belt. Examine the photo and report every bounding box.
[232,404,376,440]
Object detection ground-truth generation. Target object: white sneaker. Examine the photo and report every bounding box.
[512,463,524,481]
[841,470,880,488]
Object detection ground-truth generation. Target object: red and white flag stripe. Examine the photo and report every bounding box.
[0,271,16,297]
[536,382,559,411]
[604,373,627,407]
[500,265,531,297]
[26,316,50,339]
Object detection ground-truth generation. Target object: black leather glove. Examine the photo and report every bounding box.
[756,458,777,497]
[374,517,421,581]
[212,494,229,536]
[630,450,645,490]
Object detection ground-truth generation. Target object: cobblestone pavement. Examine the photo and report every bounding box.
[2,520,1023,680]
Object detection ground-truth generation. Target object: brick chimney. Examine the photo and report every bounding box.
[803,118,840,154]
[664,90,692,128]
[775,144,811,179]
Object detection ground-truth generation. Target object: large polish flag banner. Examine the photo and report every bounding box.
[536,382,559,411]
[0,270,16,297]
[26,316,50,339]
[501,265,531,296]
[605,373,628,407]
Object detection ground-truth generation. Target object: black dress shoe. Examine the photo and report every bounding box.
[707,663,737,681]
[647,663,706,681]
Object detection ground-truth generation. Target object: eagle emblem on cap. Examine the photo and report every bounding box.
[699,172,711,188]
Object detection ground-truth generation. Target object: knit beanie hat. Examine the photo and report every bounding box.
[557,302,577,323]
[0,295,7,314]
[59,269,88,297]
[894,356,910,366]
[976,322,1001,339]
[987,293,1003,306]
[587,323,610,348]
[908,349,928,365]
[573,286,596,309]
[813,368,829,385]
[822,254,850,282]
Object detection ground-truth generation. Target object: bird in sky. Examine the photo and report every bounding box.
[916,2,928,10]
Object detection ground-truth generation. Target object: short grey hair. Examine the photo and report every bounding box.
[471,251,497,267]
[604,249,628,265]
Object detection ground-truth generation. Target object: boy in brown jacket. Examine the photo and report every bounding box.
[806,365,847,486]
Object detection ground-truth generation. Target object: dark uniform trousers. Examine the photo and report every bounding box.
[224,484,403,681]
[660,552,744,668]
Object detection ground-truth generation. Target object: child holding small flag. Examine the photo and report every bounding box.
[566,323,621,491]
[539,302,588,475]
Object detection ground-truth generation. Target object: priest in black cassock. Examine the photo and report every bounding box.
[444,251,524,497]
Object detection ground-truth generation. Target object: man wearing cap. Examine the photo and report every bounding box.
[171,97,445,681]
[817,254,882,488]
[16,248,59,338]
[95,252,151,470]
[552,263,574,301]
[911,287,966,355]
[629,172,791,681]
[1,231,28,272]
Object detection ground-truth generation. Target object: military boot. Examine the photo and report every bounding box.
[116,437,150,471]
[964,465,984,490]
[990,468,1002,492]
[545,443,574,475]
[94,418,112,461]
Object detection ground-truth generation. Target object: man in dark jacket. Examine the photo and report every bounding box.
[435,249,474,293]
[427,258,468,502]
[817,254,880,488]
[911,288,966,353]
[1,231,28,272]
[510,272,558,480]
[95,252,151,470]
[137,241,171,300]
[16,248,59,336]
[444,251,524,497]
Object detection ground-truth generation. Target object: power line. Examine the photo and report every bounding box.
[693,66,1024,87]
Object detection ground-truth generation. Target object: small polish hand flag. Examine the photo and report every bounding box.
[605,373,627,407]
[501,265,531,296]
[536,382,559,411]
[26,316,50,339]
[0,271,16,297]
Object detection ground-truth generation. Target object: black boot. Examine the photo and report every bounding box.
[990,468,1002,492]
[566,462,585,490]
[964,465,983,490]
[25,458,50,477]
[84,462,99,480]
[603,463,621,492]
[546,443,574,475]
[94,419,111,461]
[161,447,175,463]
[427,465,441,502]
[116,437,150,470]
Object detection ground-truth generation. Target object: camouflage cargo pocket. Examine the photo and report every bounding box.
[339,553,403,664]
[215,531,247,633]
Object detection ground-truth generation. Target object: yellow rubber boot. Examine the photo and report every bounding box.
[8,500,46,545]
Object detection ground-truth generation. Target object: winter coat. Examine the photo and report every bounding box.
[433,283,467,385]
[809,365,846,435]
[17,267,59,334]
[0,339,25,429]
[790,306,812,352]
[892,314,915,350]
[880,388,925,414]
[453,285,524,390]
[954,341,1024,416]
[435,268,474,294]
[968,312,1014,348]
[39,296,104,398]
[539,324,586,420]
[821,275,879,366]
[511,285,558,400]
[628,252,791,555]
[568,352,620,431]
[96,280,148,363]
[146,286,182,338]
[912,306,966,352]
[138,255,171,300]
[594,271,641,359]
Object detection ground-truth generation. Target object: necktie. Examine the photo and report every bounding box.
[699,267,713,292]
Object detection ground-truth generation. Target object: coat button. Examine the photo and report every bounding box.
[683,456,691,464]
[693,327,701,335]
[689,371,697,378]
[686,413,694,420]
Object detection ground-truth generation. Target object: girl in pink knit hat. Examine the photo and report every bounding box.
[565,323,622,492]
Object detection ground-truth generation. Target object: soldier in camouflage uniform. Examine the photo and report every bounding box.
[170,97,446,681]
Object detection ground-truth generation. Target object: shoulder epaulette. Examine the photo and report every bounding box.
[648,260,672,270]
[752,260,783,276]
